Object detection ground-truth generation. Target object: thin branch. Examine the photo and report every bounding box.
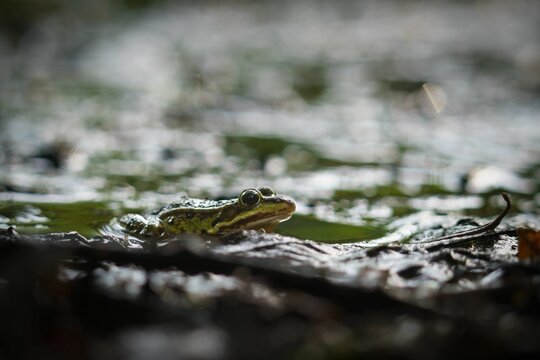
[420,193,511,245]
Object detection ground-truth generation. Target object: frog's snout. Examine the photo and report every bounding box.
[284,197,296,212]
[269,196,296,213]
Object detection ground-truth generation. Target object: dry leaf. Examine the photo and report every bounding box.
[517,228,540,260]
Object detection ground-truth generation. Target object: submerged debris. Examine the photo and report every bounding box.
[1,210,540,359]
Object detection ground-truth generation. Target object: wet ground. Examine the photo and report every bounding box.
[0,0,540,359]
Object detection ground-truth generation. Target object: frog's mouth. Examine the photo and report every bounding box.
[238,212,294,230]
[214,197,295,233]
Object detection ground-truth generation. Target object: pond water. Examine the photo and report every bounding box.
[0,0,539,243]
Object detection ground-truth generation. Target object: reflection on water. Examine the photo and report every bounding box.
[0,0,539,242]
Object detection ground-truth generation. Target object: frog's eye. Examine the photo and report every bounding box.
[239,189,262,207]
[258,187,275,197]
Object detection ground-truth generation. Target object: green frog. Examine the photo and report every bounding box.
[117,187,295,238]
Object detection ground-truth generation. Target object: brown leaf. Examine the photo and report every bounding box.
[517,228,540,260]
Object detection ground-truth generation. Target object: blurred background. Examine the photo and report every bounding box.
[0,0,539,241]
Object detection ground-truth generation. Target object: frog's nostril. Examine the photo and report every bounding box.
[281,196,296,209]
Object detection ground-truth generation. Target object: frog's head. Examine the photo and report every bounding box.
[210,187,296,234]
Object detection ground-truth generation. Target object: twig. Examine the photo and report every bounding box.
[414,193,512,250]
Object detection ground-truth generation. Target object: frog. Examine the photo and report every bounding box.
[117,187,295,238]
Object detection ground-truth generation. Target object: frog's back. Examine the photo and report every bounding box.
[152,197,236,234]
[153,197,235,215]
